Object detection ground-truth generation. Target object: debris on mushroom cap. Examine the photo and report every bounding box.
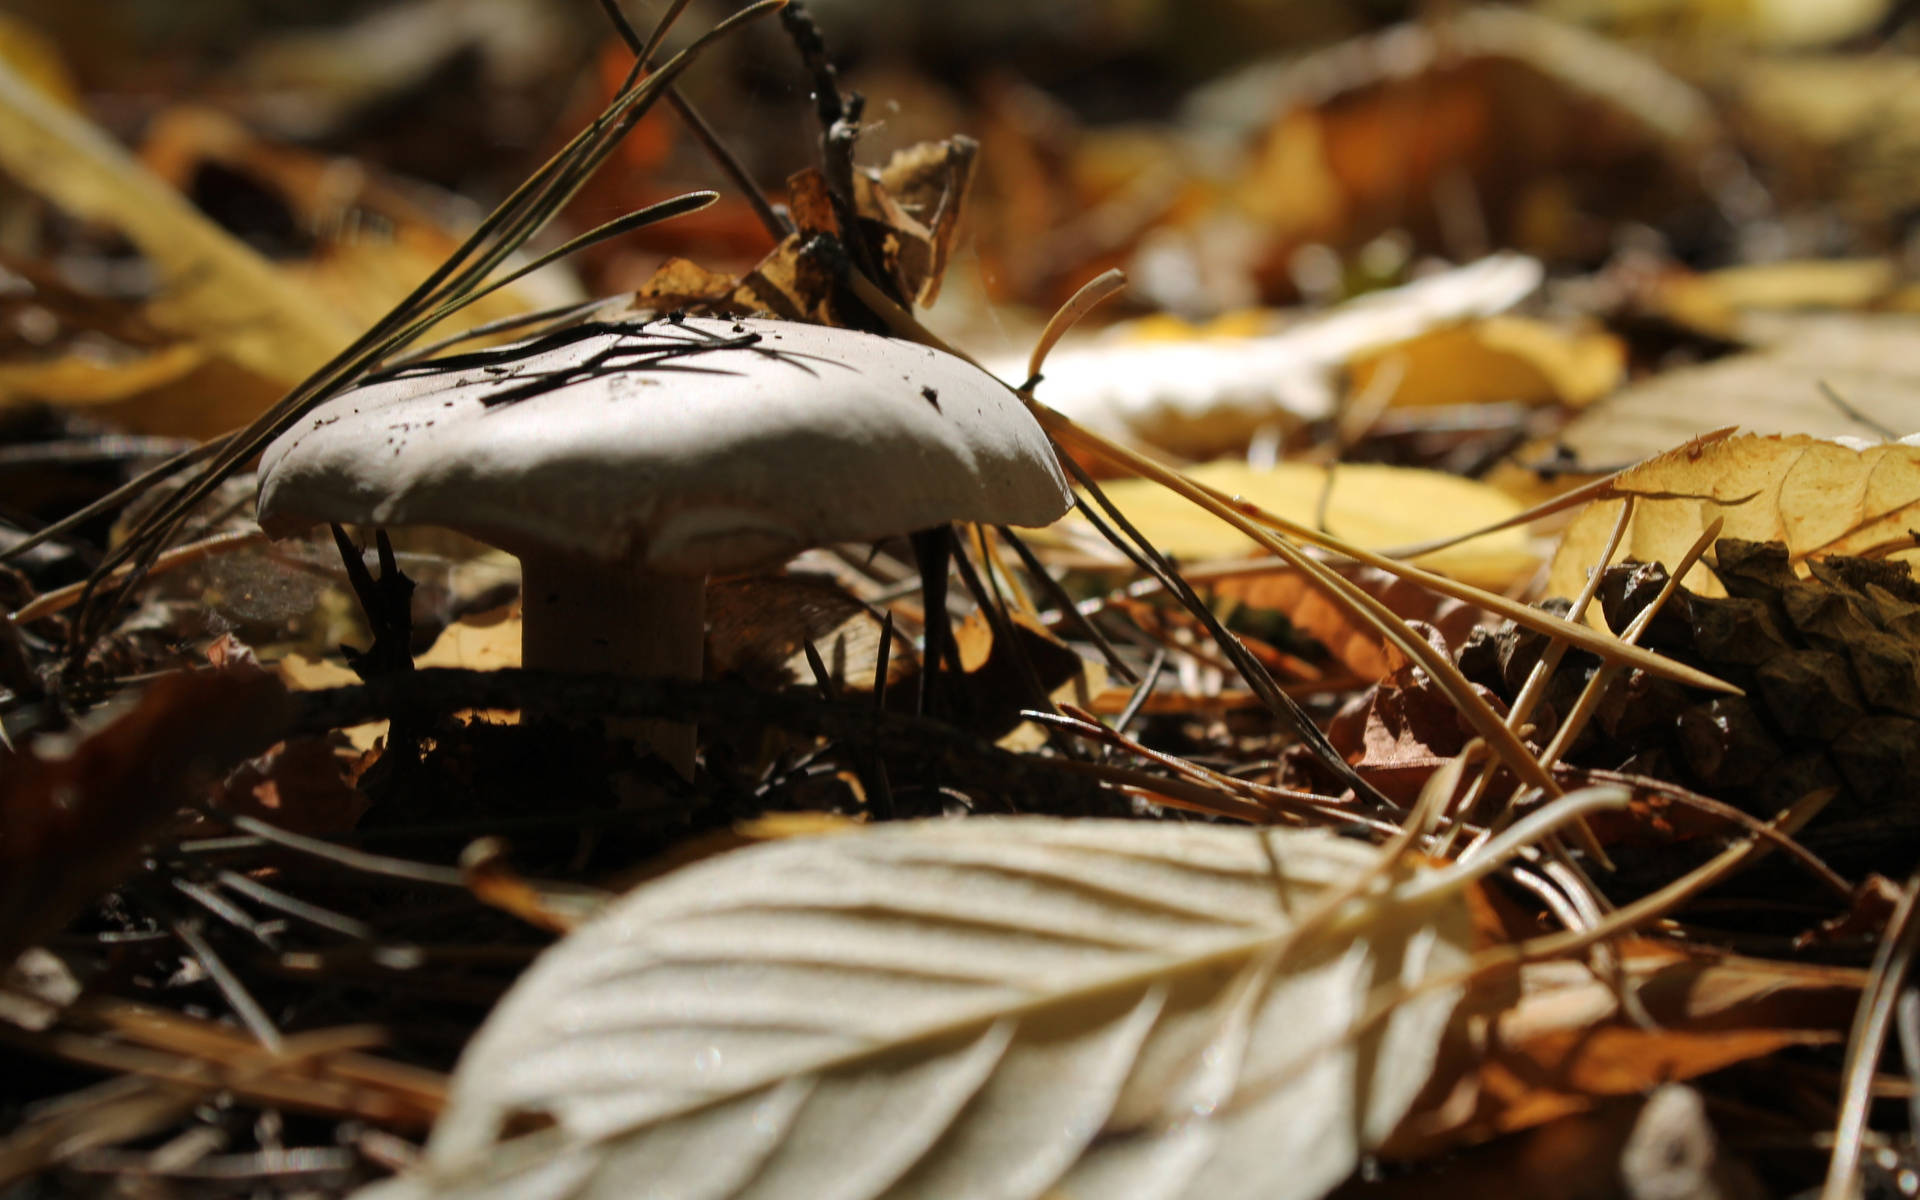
[256,317,1074,572]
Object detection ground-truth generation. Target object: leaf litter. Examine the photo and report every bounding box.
[3,2,1920,1197]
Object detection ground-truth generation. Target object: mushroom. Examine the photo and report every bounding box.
[255,315,1074,776]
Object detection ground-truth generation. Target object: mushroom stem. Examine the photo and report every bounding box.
[517,548,704,779]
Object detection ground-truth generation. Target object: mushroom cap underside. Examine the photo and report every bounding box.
[256,317,1073,573]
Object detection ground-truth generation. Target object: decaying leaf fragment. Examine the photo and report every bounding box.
[357,819,1474,1200]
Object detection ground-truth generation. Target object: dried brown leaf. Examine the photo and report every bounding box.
[1385,941,1860,1159]
[1217,563,1492,682]
[707,572,912,692]
[0,669,289,963]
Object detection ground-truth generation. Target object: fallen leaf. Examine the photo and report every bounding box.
[1656,259,1899,328]
[864,137,978,307]
[0,669,289,963]
[707,572,912,693]
[1187,7,1723,272]
[1547,0,1889,46]
[616,133,978,329]
[0,59,355,387]
[0,13,74,106]
[998,254,1544,459]
[1353,1085,1764,1200]
[1323,624,1491,807]
[213,736,367,836]
[0,251,286,438]
[139,106,571,338]
[626,256,748,314]
[1521,312,1920,479]
[1218,563,1493,682]
[1348,316,1624,410]
[1075,459,1539,590]
[1546,433,1920,606]
[276,599,523,752]
[0,342,210,406]
[417,605,521,672]
[1386,941,1860,1158]
[948,608,1107,750]
[359,819,1473,1200]
[1720,52,1920,231]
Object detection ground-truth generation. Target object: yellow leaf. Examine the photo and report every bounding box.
[1349,316,1624,409]
[1235,107,1346,236]
[0,257,287,438]
[1546,433,1920,608]
[416,606,521,671]
[0,60,354,388]
[275,604,523,752]
[1543,0,1889,48]
[137,107,566,340]
[0,14,75,107]
[1662,259,1897,316]
[274,652,381,753]
[0,344,208,406]
[1120,308,1284,343]
[1085,460,1539,589]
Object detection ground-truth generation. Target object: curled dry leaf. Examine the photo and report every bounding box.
[358,819,1473,1200]
[615,135,978,328]
[1546,433,1920,606]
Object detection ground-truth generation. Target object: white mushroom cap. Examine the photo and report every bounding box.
[257,316,1072,571]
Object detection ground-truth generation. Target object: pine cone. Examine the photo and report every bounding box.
[1458,537,1920,879]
